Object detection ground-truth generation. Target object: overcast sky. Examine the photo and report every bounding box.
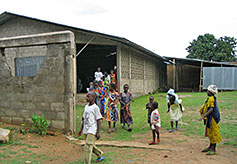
[1,0,237,58]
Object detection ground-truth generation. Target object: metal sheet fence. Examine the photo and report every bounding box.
[203,67,237,90]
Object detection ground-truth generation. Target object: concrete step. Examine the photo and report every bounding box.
[0,128,10,143]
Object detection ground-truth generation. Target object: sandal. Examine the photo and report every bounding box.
[96,156,105,163]
[169,129,174,133]
[201,148,209,152]
[206,151,216,155]
[148,141,156,145]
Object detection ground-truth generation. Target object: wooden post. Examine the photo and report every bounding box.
[199,62,203,92]
[173,59,176,90]
[116,45,121,92]
[176,64,179,91]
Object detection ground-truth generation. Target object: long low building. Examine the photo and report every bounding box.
[0,12,167,132]
[165,56,237,92]
[0,12,167,96]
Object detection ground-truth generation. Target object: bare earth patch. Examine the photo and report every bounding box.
[179,95,193,98]
[0,124,236,164]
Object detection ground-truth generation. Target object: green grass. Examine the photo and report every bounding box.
[76,91,237,147]
[1,91,236,164]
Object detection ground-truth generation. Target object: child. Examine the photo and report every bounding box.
[98,80,107,117]
[78,91,105,163]
[92,82,102,109]
[149,102,161,145]
[146,96,154,127]
[106,84,119,133]
[199,85,222,155]
[86,82,94,92]
[109,69,116,85]
[94,67,103,82]
[167,89,184,132]
[119,84,133,132]
[103,72,110,90]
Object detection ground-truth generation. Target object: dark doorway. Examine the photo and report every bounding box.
[76,44,117,93]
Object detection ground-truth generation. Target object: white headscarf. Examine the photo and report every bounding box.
[167,89,175,95]
[167,88,179,104]
[208,85,218,94]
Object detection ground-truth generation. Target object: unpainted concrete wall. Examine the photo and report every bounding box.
[119,46,167,96]
[0,31,76,133]
[0,16,116,45]
[0,15,167,96]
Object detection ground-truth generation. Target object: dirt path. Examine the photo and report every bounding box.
[76,140,179,151]
[89,129,236,164]
[0,124,236,164]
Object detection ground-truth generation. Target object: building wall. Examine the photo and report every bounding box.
[167,63,200,91]
[0,31,76,132]
[167,65,174,89]
[0,16,116,45]
[0,16,167,97]
[120,45,167,96]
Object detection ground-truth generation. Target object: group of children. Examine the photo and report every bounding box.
[78,81,134,163]
[86,67,134,134]
[145,88,184,145]
[79,83,222,163]
[94,67,117,87]
[146,86,222,156]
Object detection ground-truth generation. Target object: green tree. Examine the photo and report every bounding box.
[186,34,237,62]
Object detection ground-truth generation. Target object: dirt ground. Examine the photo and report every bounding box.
[0,123,236,164]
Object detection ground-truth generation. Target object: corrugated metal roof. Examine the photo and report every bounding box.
[0,11,166,61]
[164,56,237,67]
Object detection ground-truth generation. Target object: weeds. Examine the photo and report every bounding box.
[31,114,50,135]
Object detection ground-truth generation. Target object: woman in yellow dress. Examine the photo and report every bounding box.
[199,85,222,155]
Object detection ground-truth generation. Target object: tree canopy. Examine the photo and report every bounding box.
[186,33,237,62]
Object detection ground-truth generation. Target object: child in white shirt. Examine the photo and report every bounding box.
[149,102,161,145]
[94,67,103,82]
[78,91,105,163]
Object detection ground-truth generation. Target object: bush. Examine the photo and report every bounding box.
[32,114,50,135]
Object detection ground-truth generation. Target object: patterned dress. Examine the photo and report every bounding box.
[119,92,133,125]
[199,96,222,144]
[110,73,116,85]
[150,109,161,130]
[100,87,107,116]
[106,91,119,122]
[104,77,110,90]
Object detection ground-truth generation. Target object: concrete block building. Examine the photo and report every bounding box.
[0,12,167,132]
[0,12,167,95]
